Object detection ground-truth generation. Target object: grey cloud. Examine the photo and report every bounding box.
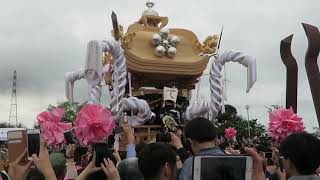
[0,0,319,129]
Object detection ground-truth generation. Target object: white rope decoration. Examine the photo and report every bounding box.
[65,69,85,102]
[185,77,210,121]
[121,97,152,126]
[102,39,128,122]
[88,84,102,104]
[185,99,210,121]
[209,50,257,120]
[65,39,153,124]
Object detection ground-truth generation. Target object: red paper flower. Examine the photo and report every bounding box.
[74,104,115,145]
[37,108,72,146]
[225,127,237,141]
[269,107,305,142]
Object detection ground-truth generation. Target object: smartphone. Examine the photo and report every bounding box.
[107,135,115,150]
[278,157,285,172]
[93,143,108,167]
[64,130,75,144]
[7,130,27,162]
[27,129,40,161]
[265,152,273,159]
[193,155,253,180]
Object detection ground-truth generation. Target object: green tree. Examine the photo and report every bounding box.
[47,101,82,123]
[0,122,26,128]
[216,104,266,139]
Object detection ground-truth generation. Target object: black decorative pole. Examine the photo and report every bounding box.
[302,23,320,127]
[280,35,298,113]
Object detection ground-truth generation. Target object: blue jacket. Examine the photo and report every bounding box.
[178,146,224,180]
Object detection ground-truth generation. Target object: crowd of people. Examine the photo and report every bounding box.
[1,117,320,180]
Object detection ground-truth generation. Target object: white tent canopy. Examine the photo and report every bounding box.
[0,128,26,141]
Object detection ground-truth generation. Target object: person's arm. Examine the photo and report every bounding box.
[32,139,57,180]
[244,147,267,180]
[101,158,120,180]
[76,152,101,180]
[113,150,121,166]
[8,149,33,180]
[126,144,136,158]
[170,132,190,163]
[123,123,136,158]
[65,144,78,179]
[276,167,286,180]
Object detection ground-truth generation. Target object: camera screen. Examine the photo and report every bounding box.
[200,157,246,180]
[27,133,40,157]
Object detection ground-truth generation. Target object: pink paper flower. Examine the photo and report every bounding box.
[269,107,305,142]
[74,104,115,145]
[225,127,237,141]
[37,108,72,146]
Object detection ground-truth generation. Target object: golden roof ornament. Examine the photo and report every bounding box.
[196,27,223,56]
[196,35,219,54]
[111,12,136,49]
[151,29,180,58]
[108,2,222,89]
[143,0,159,16]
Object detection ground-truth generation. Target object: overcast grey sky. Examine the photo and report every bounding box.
[0,0,319,131]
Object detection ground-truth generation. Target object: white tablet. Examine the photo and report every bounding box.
[193,155,253,180]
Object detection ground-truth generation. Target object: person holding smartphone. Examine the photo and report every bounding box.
[77,152,120,180]
[277,132,320,180]
[65,144,78,180]
[138,143,178,180]
[122,122,136,159]
[179,117,224,180]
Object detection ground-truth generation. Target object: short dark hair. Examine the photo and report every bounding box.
[279,132,320,175]
[184,117,217,143]
[138,143,176,179]
[118,158,144,180]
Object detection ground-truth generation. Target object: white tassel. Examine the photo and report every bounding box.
[85,40,103,86]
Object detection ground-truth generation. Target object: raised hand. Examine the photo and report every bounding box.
[170,132,183,149]
[101,158,120,180]
[276,167,286,180]
[32,138,57,180]
[77,152,101,180]
[244,147,266,180]
[8,149,33,180]
[123,122,135,144]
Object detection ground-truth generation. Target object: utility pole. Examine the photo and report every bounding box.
[245,105,251,138]
[9,70,18,126]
